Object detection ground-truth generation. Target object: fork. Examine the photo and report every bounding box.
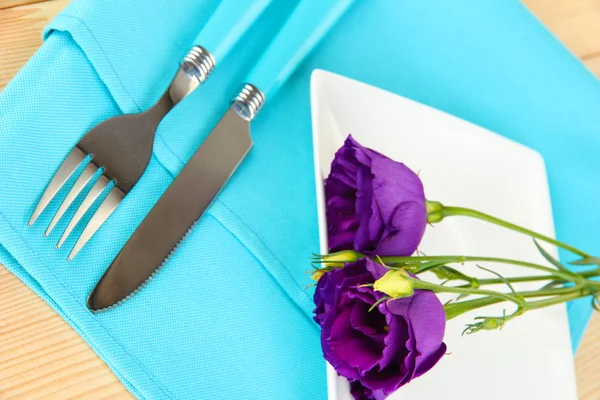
[27,0,272,260]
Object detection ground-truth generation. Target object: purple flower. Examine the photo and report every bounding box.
[314,258,447,400]
[325,135,427,256]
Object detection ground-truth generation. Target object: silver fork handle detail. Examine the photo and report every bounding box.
[231,83,266,122]
[168,46,216,105]
[182,46,216,84]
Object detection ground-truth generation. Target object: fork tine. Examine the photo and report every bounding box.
[56,175,110,250]
[44,162,98,237]
[68,187,124,261]
[28,148,87,226]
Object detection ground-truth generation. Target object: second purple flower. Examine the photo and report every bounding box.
[325,135,427,256]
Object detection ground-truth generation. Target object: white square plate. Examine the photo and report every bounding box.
[310,70,577,400]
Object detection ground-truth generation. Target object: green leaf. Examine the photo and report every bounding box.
[430,265,479,288]
[415,261,449,274]
[476,264,519,298]
[569,257,600,266]
[534,239,573,274]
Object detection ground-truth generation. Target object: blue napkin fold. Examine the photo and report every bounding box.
[1,0,599,398]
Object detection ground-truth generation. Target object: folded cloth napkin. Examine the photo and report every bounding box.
[1,0,600,398]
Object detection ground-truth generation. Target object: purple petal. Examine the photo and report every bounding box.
[359,309,413,394]
[377,309,409,371]
[350,299,387,345]
[329,305,381,374]
[320,304,361,380]
[364,258,388,280]
[350,381,372,400]
[374,200,427,256]
[355,166,376,253]
[314,265,368,321]
[387,290,447,377]
[367,199,386,247]
[350,381,387,400]
[329,230,358,252]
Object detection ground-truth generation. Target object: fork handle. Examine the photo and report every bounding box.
[193,0,272,63]
[246,0,354,101]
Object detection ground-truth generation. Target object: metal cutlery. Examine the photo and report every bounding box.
[28,0,272,260]
[87,0,355,312]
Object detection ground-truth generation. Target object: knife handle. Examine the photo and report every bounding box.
[192,0,272,63]
[245,0,354,103]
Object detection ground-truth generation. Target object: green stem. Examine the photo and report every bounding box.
[381,255,579,283]
[444,286,582,319]
[439,205,590,258]
[409,278,526,307]
[457,274,556,287]
[580,269,600,279]
[527,290,588,310]
[456,268,600,288]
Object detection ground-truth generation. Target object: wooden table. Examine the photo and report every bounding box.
[1,0,600,398]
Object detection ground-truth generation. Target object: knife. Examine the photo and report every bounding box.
[88,0,355,312]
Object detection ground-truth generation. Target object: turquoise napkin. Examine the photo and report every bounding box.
[1,1,599,399]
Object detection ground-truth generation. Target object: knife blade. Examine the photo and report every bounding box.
[88,109,251,310]
[88,0,356,311]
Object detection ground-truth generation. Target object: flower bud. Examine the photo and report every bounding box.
[311,269,327,282]
[373,270,414,298]
[479,317,504,331]
[425,200,444,224]
[322,250,361,267]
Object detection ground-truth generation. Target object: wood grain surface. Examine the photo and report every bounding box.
[1,0,600,399]
[0,0,46,11]
[0,0,68,91]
